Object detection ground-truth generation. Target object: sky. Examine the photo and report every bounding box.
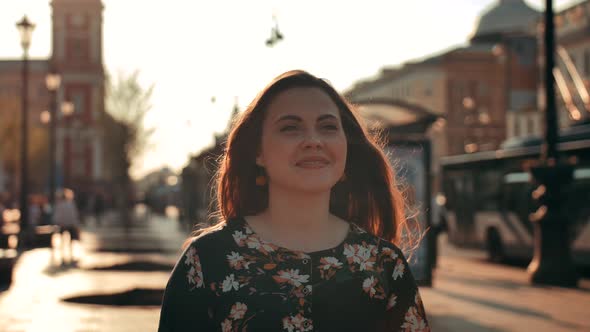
[0,0,583,179]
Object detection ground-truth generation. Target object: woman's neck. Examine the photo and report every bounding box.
[265,184,331,232]
[245,184,348,252]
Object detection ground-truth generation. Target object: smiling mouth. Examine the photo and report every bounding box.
[295,160,330,168]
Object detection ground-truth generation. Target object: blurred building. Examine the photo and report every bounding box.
[0,0,106,196]
[347,0,539,155]
[551,0,590,126]
[136,167,181,214]
[346,0,542,191]
[180,103,240,226]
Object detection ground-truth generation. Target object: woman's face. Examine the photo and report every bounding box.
[257,87,347,194]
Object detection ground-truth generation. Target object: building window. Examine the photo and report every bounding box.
[71,91,86,115]
[514,118,521,137]
[478,83,489,97]
[67,37,89,61]
[72,156,85,177]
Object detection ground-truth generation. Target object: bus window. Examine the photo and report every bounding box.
[475,169,502,210]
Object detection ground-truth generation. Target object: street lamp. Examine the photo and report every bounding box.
[527,0,579,287]
[45,72,61,209]
[265,14,283,47]
[60,101,75,188]
[61,101,74,116]
[16,15,35,248]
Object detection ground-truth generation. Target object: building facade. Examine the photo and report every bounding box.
[347,0,540,157]
[0,0,105,196]
[552,0,590,127]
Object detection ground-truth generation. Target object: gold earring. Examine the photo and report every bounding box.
[256,175,267,186]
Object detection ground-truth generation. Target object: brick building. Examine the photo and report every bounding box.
[347,0,539,156]
[0,0,105,196]
[345,0,540,192]
[551,0,590,127]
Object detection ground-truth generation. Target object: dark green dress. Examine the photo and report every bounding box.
[159,217,429,332]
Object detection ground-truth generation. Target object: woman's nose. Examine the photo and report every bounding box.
[302,132,322,149]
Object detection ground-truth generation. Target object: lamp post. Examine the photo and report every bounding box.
[16,15,35,248]
[527,0,579,287]
[46,72,61,209]
[61,101,75,188]
[265,14,283,47]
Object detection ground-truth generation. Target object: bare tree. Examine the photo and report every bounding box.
[102,70,154,227]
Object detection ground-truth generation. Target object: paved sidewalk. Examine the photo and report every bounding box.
[0,214,589,331]
[0,211,188,332]
[423,236,590,332]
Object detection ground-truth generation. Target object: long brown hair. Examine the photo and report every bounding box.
[194,70,413,248]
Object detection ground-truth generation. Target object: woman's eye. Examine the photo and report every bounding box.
[321,124,338,131]
[280,125,298,132]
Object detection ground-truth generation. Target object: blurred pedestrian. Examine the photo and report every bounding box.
[159,71,429,331]
[93,192,105,226]
[0,201,5,226]
[53,189,81,264]
[40,202,52,226]
[28,199,41,228]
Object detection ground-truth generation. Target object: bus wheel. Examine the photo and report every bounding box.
[486,229,504,263]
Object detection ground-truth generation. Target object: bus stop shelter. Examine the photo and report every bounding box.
[354,97,439,286]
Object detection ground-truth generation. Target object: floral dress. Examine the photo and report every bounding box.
[158,217,429,332]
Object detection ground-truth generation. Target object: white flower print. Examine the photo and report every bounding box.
[185,247,204,288]
[246,236,275,253]
[227,251,247,269]
[221,319,232,332]
[386,293,398,310]
[275,269,310,287]
[298,252,311,260]
[359,258,375,271]
[343,243,377,271]
[184,247,197,265]
[243,225,253,235]
[362,276,378,297]
[382,247,399,260]
[392,259,405,280]
[229,302,248,320]
[401,306,428,332]
[343,244,360,263]
[232,231,247,246]
[320,257,343,270]
[222,274,240,292]
[282,313,313,332]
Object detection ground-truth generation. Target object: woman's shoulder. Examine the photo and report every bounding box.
[348,222,405,256]
[184,217,248,250]
[184,220,232,250]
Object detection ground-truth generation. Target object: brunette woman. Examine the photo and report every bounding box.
[159,70,429,332]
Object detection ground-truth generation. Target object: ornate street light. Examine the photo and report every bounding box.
[60,101,75,187]
[265,15,283,47]
[16,15,35,248]
[527,0,579,287]
[46,72,61,209]
[61,101,75,116]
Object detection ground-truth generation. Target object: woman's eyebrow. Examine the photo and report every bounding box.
[317,114,338,121]
[275,115,302,123]
[274,113,338,123]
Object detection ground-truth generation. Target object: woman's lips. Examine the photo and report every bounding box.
[295,158,330,168]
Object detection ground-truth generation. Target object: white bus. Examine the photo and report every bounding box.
[439,125,590,265]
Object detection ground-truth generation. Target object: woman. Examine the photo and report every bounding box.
[159,70,429,331]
